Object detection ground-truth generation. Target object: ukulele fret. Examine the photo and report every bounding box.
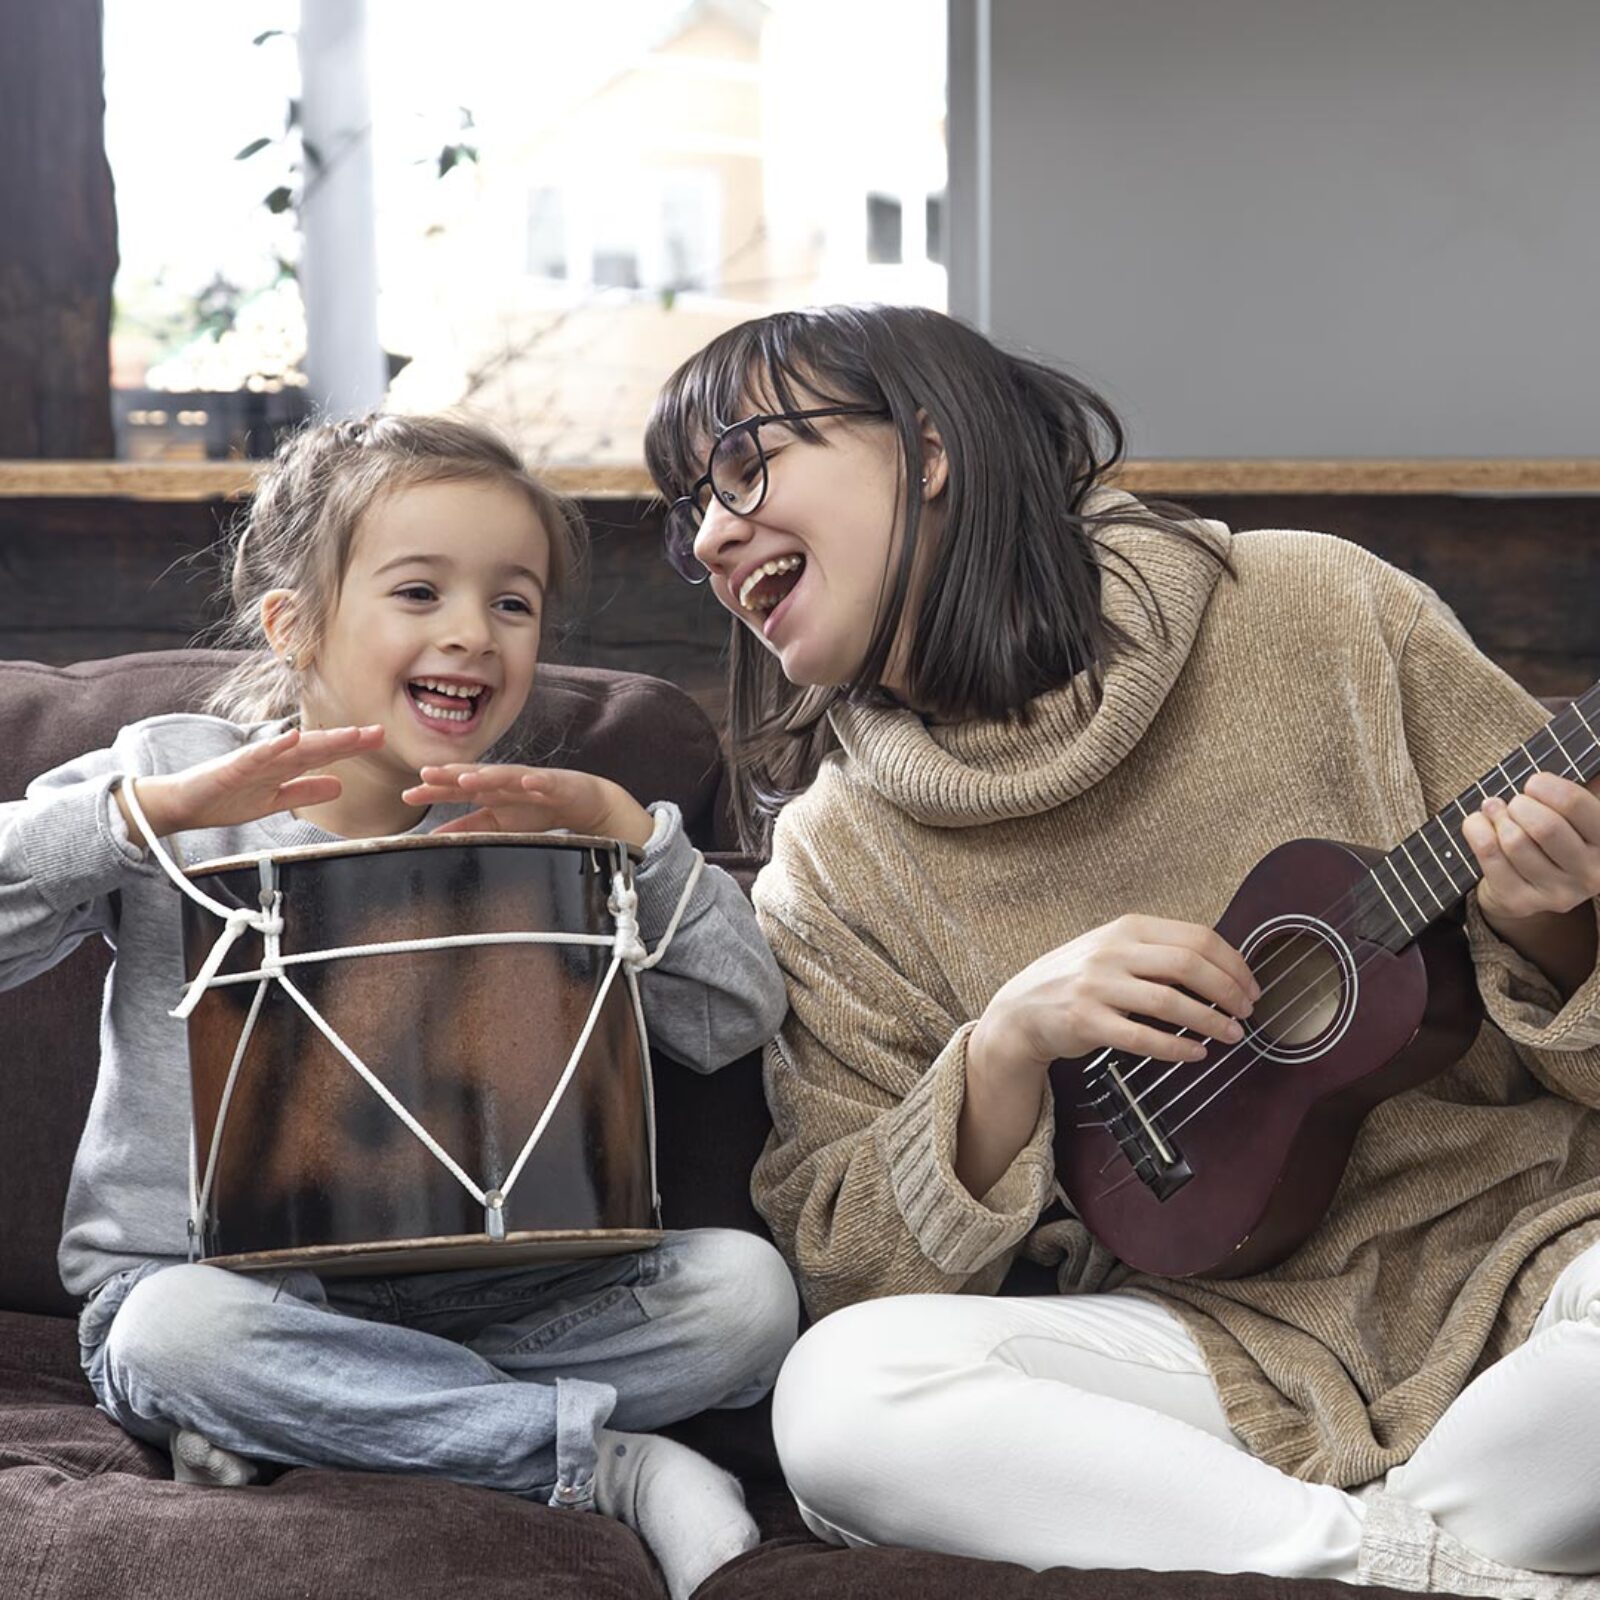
[1359,682,1600,954]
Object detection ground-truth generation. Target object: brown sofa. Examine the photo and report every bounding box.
[0,649,1432,1598]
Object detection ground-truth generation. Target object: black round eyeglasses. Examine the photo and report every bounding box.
[662,405,889,583]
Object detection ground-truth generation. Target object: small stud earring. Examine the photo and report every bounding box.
[284,652,297,670]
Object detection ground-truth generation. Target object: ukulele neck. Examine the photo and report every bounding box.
[1355,681,1600,953]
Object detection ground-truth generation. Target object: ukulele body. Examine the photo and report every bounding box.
[1048,837,1482,1280]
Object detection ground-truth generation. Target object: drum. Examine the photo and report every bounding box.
[177,833,661,1276]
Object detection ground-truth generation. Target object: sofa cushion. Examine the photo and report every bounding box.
[0,651,733,1318]
[0,1459,665,1600]
[698,1537,1429,1600]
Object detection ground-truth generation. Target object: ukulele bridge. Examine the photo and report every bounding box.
[1101,1057,1193,1201]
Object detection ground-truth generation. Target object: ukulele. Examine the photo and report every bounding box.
[1048,681,1600,1280]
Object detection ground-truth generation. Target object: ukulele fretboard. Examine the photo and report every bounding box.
[1356,680,1600,952]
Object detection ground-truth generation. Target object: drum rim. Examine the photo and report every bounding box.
[185,830,643,879]
[204,1227,666,1274]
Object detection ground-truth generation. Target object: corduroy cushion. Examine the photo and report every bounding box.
[699,1541,1427,1600]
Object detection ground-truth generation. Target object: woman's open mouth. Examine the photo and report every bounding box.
[405,677,491,735]
[735,555,806,639]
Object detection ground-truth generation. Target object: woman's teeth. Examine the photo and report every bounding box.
[738,554,804,613]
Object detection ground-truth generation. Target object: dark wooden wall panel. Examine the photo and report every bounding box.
[0,493,1593,733]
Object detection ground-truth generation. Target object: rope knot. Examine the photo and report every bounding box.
[608,873,648,968]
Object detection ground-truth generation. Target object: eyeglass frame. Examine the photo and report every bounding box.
[662,404,890,583]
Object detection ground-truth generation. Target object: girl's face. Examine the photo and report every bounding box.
[300,477,551,784]
[690,407,928,691]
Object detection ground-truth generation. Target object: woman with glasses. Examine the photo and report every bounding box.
[642,304,1600,1594]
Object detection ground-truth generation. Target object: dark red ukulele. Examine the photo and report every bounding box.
[1049,681,1600,1280]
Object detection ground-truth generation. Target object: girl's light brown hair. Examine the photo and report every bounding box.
[204,413,585,724]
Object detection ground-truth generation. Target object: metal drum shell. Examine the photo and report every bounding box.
[179,833,659,1276]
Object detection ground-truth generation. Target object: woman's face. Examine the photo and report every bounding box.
[691,406,929,691]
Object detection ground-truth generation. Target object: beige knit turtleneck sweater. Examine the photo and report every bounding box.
[750,508,1600,1488]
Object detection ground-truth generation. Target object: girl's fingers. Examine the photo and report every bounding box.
[401,781,468,802]
[256,726,382,778]
[274,776,342,805]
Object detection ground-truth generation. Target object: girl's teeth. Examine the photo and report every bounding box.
[417,700,472,723]
[414,678,479,698]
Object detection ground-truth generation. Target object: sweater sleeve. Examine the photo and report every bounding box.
[751,840,1054,1319]
[0,724,164,992]
[1395,584,1600,1103]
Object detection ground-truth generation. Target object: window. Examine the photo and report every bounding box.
[592,250,641,290]
[659,170,719,293]
[526,186,566,280]
[104,0,947,464]
[866,193,903,265]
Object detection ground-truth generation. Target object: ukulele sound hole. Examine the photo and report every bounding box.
[1249,928,1345,1048]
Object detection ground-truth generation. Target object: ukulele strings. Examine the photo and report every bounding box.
[1075,695,1600,1190]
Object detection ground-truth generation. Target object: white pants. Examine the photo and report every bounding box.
[773,1241,1600,1587]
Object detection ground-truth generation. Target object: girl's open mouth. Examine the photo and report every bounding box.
[406,678,490,735]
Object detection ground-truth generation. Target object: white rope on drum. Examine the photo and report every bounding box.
[118,780,700,1255]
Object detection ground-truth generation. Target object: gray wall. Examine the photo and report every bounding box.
[948,0,1600,457]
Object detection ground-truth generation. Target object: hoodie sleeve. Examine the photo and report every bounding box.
[0,723,166,990]
[628,801,788,1072]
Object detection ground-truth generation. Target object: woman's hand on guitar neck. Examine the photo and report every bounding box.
[1463,771,1600,998]
[957,917,1260,1199]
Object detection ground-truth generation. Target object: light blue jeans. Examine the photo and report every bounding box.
[79,1228,798,1509]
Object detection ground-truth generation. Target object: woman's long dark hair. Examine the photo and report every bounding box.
[644,304,1227,851]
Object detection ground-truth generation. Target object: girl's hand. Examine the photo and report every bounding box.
[401,765,655,849]
[968,915,1260,1088]
[1463,772,1600,924]
[118,725,386,845]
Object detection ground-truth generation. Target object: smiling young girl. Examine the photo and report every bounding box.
[644,305,1600,1595]
[0,415,795,1600]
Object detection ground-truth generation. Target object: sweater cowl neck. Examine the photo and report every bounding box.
[829,495,1232,828]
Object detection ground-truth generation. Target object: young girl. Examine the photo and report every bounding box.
[643,305,1600,1596]
[1,415,796,1600]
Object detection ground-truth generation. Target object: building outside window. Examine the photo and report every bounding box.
[104,0,947,464]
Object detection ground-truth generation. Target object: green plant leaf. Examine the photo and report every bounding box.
[234,136,273,161]
[252,28,286,45]
[437,143,479,178]
[264,185,295,214]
